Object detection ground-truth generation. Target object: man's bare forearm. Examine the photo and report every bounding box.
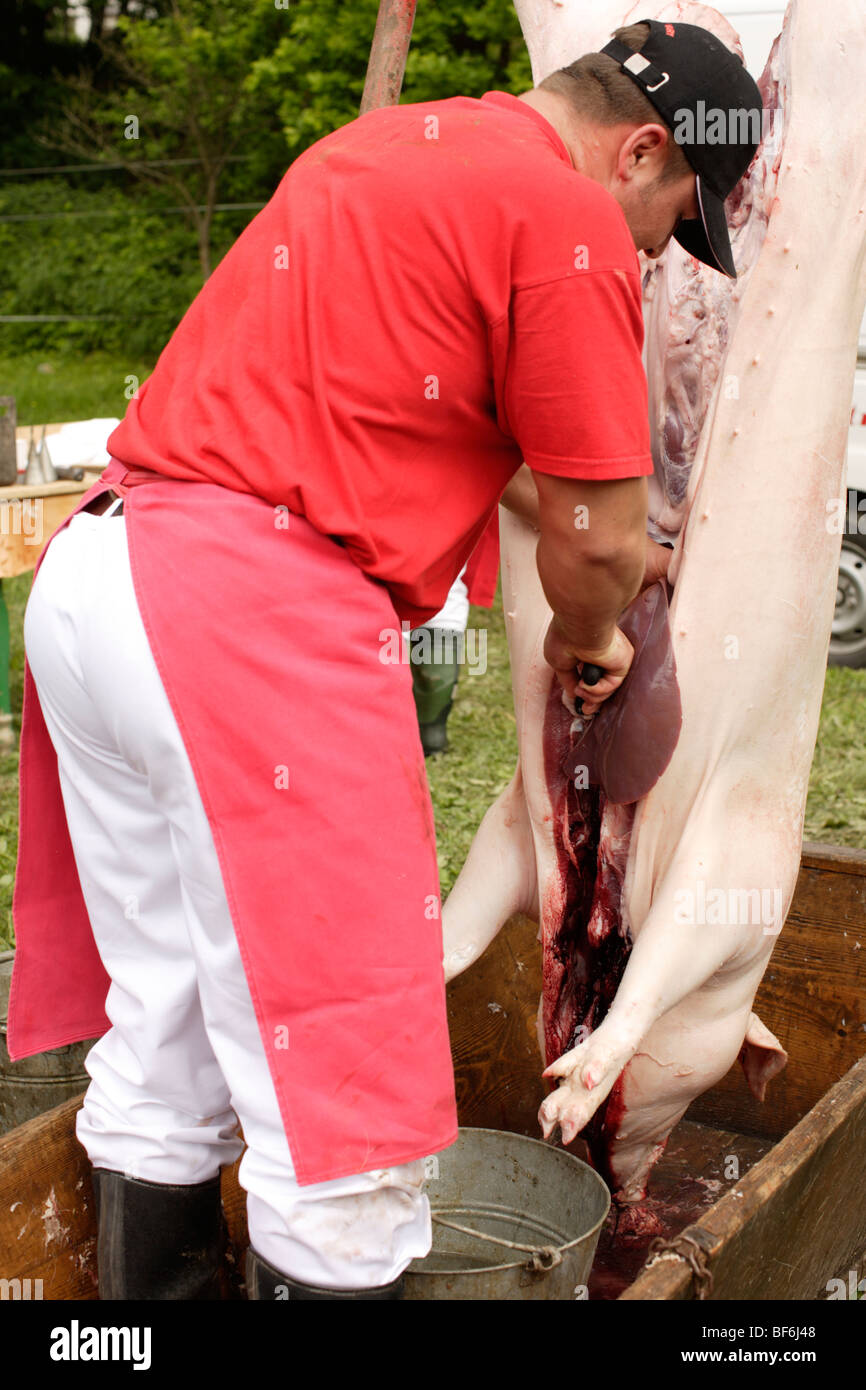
[534,474,646,657]
[537,536,643,656]
[502,467,670,617]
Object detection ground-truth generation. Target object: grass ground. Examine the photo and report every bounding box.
[0,352,863,951]
[0,350,156,428]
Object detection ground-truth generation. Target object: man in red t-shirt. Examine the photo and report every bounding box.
[12,21,762,1299]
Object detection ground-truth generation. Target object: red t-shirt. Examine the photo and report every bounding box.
[108,91,653,625]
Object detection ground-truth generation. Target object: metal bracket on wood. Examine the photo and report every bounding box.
[644,1227,716,1300]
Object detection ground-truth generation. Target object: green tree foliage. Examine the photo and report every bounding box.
[54,0,288,276]
[0,178,207,358]
[1,1,83,166]
[250,0,532,161]
[2,1,534,360]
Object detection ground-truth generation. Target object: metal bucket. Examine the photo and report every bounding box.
[0,951,95,1135]
[404,1127,610,1300]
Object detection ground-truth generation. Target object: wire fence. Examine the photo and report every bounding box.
[0,202,265,223]
[1,157,267,331]
[0,156,256,177]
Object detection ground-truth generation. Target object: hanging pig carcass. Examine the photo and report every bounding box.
[443,0,866,1220]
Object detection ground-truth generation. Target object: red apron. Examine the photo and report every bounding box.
[8,460,458,1185]
[463,515,500,611]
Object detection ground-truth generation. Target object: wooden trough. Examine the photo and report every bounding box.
[1,840,865,1300]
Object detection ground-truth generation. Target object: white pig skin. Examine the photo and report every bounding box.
[442,0,866,1204]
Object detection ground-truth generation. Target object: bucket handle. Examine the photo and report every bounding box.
[431,1214,563,1273]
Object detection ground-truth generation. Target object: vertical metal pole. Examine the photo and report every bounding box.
[360,0,418,113]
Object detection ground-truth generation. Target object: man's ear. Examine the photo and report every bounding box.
[618,123,670,182]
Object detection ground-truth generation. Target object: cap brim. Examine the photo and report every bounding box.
[673,176,736,279]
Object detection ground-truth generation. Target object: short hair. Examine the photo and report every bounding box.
[539,21,693,185]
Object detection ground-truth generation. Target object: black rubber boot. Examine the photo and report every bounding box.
[245,1246,404,1300]
[90,1167,225,1300]
[410,626,460,757]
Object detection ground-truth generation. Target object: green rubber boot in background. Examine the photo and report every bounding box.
[410,626,460,756]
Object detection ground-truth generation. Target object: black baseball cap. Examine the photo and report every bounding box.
[600,18,764,277]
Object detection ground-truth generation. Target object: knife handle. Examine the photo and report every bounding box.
[579,663,604,687]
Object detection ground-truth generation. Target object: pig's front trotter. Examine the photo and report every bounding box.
[538,1023,638,1145]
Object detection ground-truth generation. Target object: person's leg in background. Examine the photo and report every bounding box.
[23,507,430,1299]
[410,566,469,756]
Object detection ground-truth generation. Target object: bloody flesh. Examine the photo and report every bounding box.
[542,679,636,1185]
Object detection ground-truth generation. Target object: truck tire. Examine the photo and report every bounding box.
[830,496,866,667]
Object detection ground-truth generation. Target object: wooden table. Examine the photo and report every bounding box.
[0,476,98,578]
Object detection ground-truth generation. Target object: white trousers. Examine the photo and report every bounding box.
[427,566,469,633]
[23,507,432,1290]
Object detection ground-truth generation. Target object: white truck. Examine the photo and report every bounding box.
[716,1,866,664]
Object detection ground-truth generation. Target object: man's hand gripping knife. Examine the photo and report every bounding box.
[500,463,674,717]
[513,469,649,714]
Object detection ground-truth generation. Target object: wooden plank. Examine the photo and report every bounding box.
[800,841,866,874]
[689,842,866,1139]
[445,912,546,1135]
[621,1054,866,1300]
[0,1093,250,1297]
[0,1093,96,1298]
[221,1155,248,1269]
[0,493,99,579]
[823,1240,866,1300]
[0,479,94,500]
